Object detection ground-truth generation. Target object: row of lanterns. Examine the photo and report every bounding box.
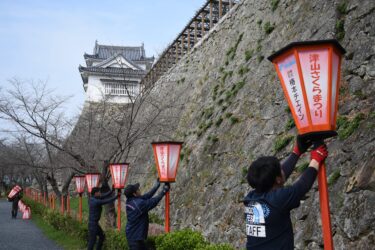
[18,200,31,219]
[71,39,343,249]
[74,141,183,232]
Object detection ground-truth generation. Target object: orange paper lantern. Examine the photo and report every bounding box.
[268,39,346,140]
[74,176,86,194]
[152,141,183,183]
[85,173,101,193]
[109,163,129,189]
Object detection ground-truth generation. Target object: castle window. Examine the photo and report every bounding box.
[104,82,138,97]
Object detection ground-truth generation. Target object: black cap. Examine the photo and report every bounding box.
[124,183,140,198]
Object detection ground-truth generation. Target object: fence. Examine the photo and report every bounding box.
[24,187,80,220]
[141,0,240,89]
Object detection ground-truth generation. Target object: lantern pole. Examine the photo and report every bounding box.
[79,193,83,222]
[117,189,122,231]
[67,193,70,216]
[318,163,333,250]
[165,190,170,232]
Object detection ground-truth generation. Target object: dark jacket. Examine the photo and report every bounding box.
[12,194,21,210]
[244,153,318,250]
[88,190,117,228]
[125,183,165,241]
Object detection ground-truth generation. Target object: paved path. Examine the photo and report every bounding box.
[0,199,62,250]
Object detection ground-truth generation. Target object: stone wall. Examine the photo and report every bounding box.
[114,0,374,249]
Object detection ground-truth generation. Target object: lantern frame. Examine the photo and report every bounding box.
[151,141,183,183]
[74,175,86,194]
[268,39,346,141]
[109,163,130,189]
[85,172,101,193]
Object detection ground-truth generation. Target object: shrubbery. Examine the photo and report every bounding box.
[24,198,234,250]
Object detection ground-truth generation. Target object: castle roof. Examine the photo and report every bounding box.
[84,42,154,62]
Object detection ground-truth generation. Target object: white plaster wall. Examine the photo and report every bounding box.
[86,75,141,104]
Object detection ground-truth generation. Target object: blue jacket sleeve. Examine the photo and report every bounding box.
[138,191,165,212]
[140,182,160,199]
[277,167,318,211]
[281,153,299,181]
[101,190,113,199]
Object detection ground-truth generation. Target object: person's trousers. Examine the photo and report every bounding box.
[128,240,148,250]
[87,225,105,250]
[11,208,17,218]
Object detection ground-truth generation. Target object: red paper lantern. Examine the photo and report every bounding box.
[151,141,183,183]
[109,163,129,189]
[8,185,22,199]
[268,39,346,139]
[74,176,86,194]
[85,173,101,193]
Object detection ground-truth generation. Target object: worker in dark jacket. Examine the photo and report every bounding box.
[244,137,328,249]
[11,193,22,219]
[88,186,117,250]
[125,180,170,250]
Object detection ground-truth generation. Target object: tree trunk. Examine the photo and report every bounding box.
[100,161,116,228]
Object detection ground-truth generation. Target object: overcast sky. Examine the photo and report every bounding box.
[0,0,205,116]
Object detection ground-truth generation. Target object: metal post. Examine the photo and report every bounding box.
[165,191,170,233]
[181,35,185,56]
[187,30,191,52]
[201,12,205,36]
[117,190,121,231]
[61,195,64,214]
[194,21,198,43]
[219,0,223,18]
[79,193,83,222]
[210,0,213,29]
[67,194,70,216]
[318,163,333,250]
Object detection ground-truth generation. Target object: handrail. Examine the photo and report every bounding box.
[140,0,240,89]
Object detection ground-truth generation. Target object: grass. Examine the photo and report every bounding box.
[215,117,223,127]
[328,170,341,186]
[230,116,240,125]
[336,19,345,41]
[69,196,89,218]
[226,33,244,61]
[285,118,295,131]
[238,66,250,77]
[245,49,254,61]
[271,0,280,11]
[337,113,364,140]
[32,213,86,250]
[264,21,275,34]
[273,135,293,152]
[337,1,348,15]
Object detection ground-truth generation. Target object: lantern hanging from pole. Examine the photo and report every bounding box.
[151,141,183,182]
[268,39,346,250]
[74,176,86,194]
[109,163,130,231]
[268,39,346,140]
[151,141,183,233]
[85,173,101,193]
[109,163,130,189]
[8,185,22,200]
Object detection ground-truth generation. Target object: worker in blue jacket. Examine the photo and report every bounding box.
[88,186,117,250]
[244,136,328,249]
[124,180,170,250]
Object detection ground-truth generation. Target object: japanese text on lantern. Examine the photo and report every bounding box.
[160,146,166,173]
[310,53,322,118]
[287,70,304,121]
